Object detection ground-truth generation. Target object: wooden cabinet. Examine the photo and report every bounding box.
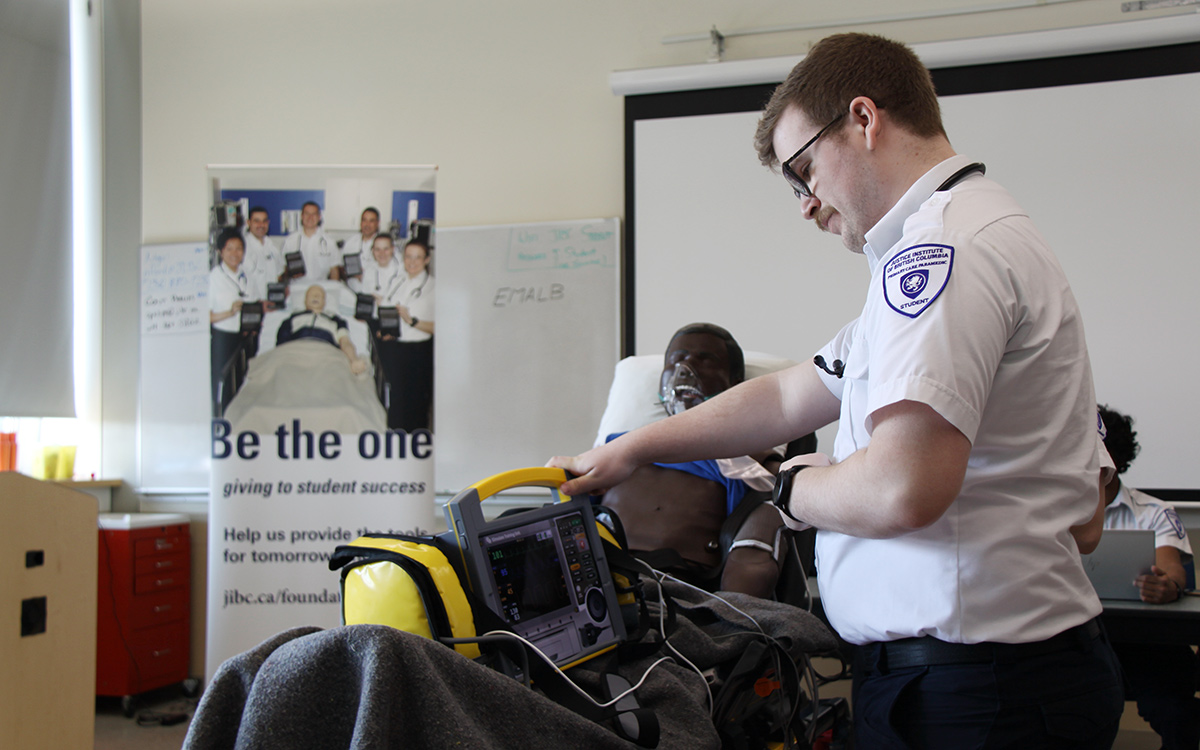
[96,513,190,703]
[0,473,97,750]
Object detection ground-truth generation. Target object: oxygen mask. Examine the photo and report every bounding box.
[660,362,707,416]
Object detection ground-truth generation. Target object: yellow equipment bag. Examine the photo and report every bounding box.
[329,468,636,666]
[329,534,481,659]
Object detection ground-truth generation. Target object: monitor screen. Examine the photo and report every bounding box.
[484,522,571,625]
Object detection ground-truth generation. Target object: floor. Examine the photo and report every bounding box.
[93,682,1165,749]
[95,685,195,750]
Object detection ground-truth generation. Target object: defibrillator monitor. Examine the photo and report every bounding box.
[285,251,306,278]
[354,293,375,321]
[239,301,263,333]
[378,306,400,335]
[343,252,363,278]
[445,470,625,669]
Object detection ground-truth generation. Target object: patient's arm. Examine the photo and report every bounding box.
[722,503,785,599]
[337,334,368,374]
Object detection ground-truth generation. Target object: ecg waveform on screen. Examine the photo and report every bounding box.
[489,531,570,623]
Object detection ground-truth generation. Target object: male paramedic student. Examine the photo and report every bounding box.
[242,206,285,302]
[550,33,1123,748]
[335,206,380,288]
[280,201,339,288]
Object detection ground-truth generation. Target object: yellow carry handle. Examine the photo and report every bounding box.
[462,466,572,504]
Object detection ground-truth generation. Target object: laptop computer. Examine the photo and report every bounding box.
[1080,529,1156,600]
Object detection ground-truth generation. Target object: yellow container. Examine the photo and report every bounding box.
[31,446,58,480]
[56,446,76,479]
[31,446,75,480]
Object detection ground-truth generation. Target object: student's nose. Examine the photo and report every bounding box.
[800,193,821,222]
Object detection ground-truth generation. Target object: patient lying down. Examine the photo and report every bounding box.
[277,285,368,374]
[599,323,788,599]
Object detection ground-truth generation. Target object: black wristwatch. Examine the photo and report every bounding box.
[772,464,809,523]
[410,316,419,326]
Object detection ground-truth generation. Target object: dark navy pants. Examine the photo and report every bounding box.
[1112,641,1200,750]
[850,626,1125,749]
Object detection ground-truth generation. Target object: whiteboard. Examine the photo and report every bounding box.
[630,48,1200,489]
[434,219,620,494]
[139,243,212,491]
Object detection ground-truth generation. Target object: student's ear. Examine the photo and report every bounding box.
[849,95,882,151]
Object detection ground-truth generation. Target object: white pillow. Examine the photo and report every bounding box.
[593,351,799,446]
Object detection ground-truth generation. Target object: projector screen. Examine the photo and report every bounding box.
[627,40,1200,490]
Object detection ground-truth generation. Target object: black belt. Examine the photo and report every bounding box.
[873,618,1102,671]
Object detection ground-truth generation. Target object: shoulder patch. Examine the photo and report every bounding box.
[1164,507,1187,539]
[883,243,954,318]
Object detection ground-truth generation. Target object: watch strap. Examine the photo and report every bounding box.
[772,464,808,523]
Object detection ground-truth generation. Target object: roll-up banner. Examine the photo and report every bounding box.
[205,165,438,678]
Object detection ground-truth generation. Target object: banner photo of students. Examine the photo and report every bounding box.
[206,165,437,678]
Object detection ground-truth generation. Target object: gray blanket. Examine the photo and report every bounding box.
[183,582,837,749]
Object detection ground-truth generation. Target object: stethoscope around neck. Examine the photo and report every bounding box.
[812,163,987,381]
[220,264,248,298]
[372,263,402,293]
[383,270,429,303]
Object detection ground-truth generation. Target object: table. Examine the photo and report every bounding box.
[805,577,1200,647]
[1099,594,1200,646]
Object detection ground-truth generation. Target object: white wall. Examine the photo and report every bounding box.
[120,0,1176,497]
[138,0,1151,241]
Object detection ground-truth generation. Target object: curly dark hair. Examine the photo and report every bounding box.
[1098,404,1140,476]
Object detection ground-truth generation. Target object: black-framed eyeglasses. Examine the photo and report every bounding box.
[781,113,845,199]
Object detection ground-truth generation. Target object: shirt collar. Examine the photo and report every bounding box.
[863,154,976,272]
[1106,482,1132,511]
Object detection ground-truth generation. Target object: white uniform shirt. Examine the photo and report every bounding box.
[362,259,404,301]
[380,270,434,343]
[812,155,1102,645]
[280,229,339,285]
[209,262,256,334]
[242,232,284,298]
[1104,485,1193,558]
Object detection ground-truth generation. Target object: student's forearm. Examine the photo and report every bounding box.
[554,363,838,497]
[781,400,970,539]
[627,364,838,464]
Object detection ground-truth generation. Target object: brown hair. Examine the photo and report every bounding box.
[754,33,946,169]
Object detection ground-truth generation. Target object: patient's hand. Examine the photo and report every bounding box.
[350,357,367,375]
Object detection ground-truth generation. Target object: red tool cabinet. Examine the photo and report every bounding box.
[96,513,190,709]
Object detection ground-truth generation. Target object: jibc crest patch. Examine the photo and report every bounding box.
[883,244,954,318]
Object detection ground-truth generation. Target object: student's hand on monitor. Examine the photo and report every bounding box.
[548,439,637,497]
